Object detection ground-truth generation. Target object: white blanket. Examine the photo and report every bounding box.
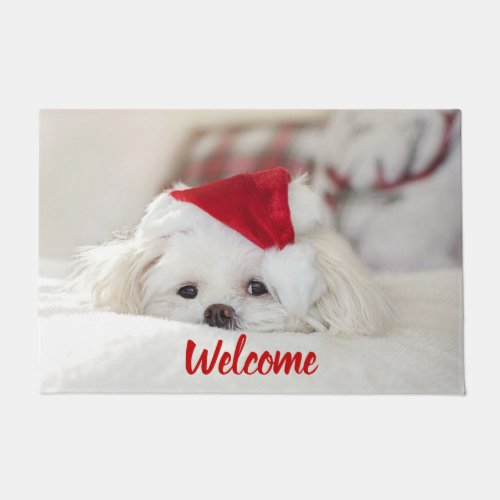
[39,260,464,394]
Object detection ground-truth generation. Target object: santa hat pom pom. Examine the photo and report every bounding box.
[262,241,326,318]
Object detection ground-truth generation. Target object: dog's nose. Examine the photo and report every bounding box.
[204,304,235,329]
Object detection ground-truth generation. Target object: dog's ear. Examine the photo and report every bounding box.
[72,186,197,314]
[72,236,164,314]
[310,230,396,335]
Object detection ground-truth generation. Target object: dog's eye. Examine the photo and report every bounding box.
[247,280,268,296]
[177,285,198,299]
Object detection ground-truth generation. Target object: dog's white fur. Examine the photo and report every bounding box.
[72,177,394,335]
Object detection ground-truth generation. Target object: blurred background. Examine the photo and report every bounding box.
[40,109,461,272]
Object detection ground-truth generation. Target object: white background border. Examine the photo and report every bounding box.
[1,1,499,499]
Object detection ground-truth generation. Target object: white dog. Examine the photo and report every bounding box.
[73,168,394,335]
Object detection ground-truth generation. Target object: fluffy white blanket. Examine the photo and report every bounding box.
[39,260,464,394]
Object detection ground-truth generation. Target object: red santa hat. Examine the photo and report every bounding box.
[170,167,295,251]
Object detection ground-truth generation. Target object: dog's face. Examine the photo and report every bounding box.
[142,217,306,332]
[74,178,394,335]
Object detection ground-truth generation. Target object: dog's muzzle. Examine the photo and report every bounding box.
[204,304,235,329]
